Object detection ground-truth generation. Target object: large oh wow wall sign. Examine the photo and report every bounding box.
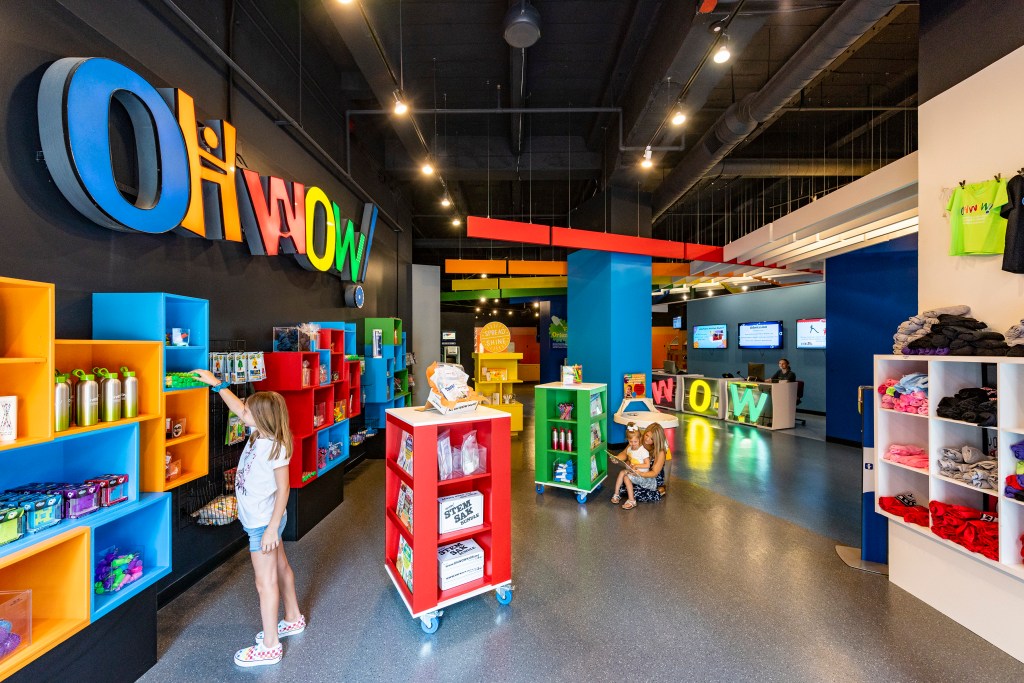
[37,57,376,296]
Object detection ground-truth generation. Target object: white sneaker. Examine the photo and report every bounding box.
[256,614,306,643]
[234,641,282,667]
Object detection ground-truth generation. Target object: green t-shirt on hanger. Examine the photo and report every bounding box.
[947,179,1009,255]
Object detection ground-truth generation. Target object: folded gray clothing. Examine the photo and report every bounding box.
[923,305,970,318]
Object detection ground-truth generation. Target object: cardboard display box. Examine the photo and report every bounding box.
[437,539,484,590]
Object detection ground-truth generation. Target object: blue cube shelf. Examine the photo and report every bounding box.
[316,421,350,476]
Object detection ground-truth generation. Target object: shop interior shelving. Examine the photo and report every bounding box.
[363,318,405,429]
[874,355,1024,578]
[473,351,524,433]
[533,382,608,503]
[0,278,174,679]
[383,406,512,632]
[0,276,54,452]
[92,292,211,490]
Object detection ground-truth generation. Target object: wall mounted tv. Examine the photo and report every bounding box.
[692,324,727,349]
[672,316,682,329]
[796,318,826,349]
[737,321,783,349]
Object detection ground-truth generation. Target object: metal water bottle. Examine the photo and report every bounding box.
[54,373,71,432]
[93,368,122,423]
[72,369,99,427]
[119,366,139,418]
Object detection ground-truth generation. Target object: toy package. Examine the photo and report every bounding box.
[589,392,603,417]
[247,352,266,382]
[0,590,31,662]
[94,547,143,594]
[590,423,602,450]
[437,430,453,480]
[0,396,16,443]
[225,413,246,445]
[0,507,25,547]
[438,491,483,534]
[554,460,575,484]
[0,493,61,534]
[192,495,238,526]
[232,353,247,384]
[396,483,413,532]
[397,431,414,475]
[396,537,414,592]
[209,353,227,380]
[460,430,482,475]
[437,539,484,590]
[85,474,129,507]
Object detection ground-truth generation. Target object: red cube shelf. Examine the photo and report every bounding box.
[383,406,512,632]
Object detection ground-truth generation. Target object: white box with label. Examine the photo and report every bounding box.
[437,539,484,590]
[438,491,484,534]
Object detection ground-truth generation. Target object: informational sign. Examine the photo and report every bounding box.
[692,324,727,349]
[682,377,721,418]
[480,322,511,353]
[441,330,457,345]
[737,321,783,349]
[37,57,375,291]
[549,316,568,349]
[728,381,772,425]
[623,373,647,399]
[797,318,827,349]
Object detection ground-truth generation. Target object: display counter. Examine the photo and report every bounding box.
[681,376,727,420]
[723,380,797,430]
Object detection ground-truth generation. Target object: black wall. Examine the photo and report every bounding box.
[0,0,413,342]
[439,311,477,370]
[920,1,1024,103]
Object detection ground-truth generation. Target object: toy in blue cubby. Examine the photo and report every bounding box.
[85,474,129,507]
[94,546,143,594]
[165,372,206,389]
[0,508,25,547]
[553,460,575,484]
[92,293,210,375]
[0,493,62,534]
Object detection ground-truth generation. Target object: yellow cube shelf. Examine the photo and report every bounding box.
[0,277,54,452]
[473,352,524,434]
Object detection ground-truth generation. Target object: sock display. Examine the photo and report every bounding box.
[879,496,929,527]
[892,307,1013,357]
[930,500,999,561]
[1005,441,1024,503]
[877,374,929,415]
[935,387,997,426]
[937,445,998,489]
[882,444,928,469]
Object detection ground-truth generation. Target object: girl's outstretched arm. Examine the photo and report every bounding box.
[192,368,247,416]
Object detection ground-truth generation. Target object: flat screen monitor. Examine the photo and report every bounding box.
[747,362,766,381]
[692,324,727,349]
[441,331,456,342]
[738,321,783,350]
[797,318,826,349]
[672,316,682,329]
[664,360,678,374]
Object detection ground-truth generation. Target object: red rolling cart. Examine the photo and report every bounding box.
[384,406,513,633]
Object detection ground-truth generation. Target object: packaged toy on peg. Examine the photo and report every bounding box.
[246,352,266,382]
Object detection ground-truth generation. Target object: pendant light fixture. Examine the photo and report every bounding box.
[640,146,653,169]
[671,110,687,126]
[713,36,731,64]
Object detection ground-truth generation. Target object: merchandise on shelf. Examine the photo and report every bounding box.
[396,536,414,592]
[426,363,481,416]
[93,368,122,423]
[85,474,129,507]
[165,455,181,481]
[1006,441,1024,501]
[247,353,266,382]
[882,444,928,469]
[225,413,246,445]
[0,493,61,534]
[937,445,997,489]
[119,366,139,418]
[192,494,238,526]
[438,491,483,534]
[165,371,206,389]
[0,590,31,662]
[438,539,484,590]
[878,494,929,527]
[877,373,929,414]
[557,402,574,420]
[72,370,99,427]
[892,306,1019,357]
[166,417,187,439]
[0,397,15,443]
[396,482,413,531]
[553,460,575,484]
[437,430,454,480]
[930,500,998,561]
[273,325,318,352]
[397,431,414,475]
[94,547,144,595]
[936,387,997,426]
[0,507,25,547]
[54,374,71,432]
[167,328,190,347]
[51,483,101,519]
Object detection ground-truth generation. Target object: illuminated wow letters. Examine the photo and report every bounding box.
[728,383,770,423]
[688,379,713,413]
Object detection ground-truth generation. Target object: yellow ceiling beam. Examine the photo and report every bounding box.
[452,277,500,291]
[497,276,567,289]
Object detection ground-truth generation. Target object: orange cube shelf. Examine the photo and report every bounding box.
[0,277,54,452]
[156,388,210,491]
[0,527,91,680]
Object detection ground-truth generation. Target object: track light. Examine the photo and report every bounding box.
[452,217,461,226]
[393,91,408,115]
[493,299,499,303]
[441,197,451,207]
[475,307,481,312]
[533,302,539,309]
[338,0,354,4]
[713,40,731,64]
[480,297,487,303]
[671,110,686,126]
[641,146,653,169]
[481,274,488,278]
[421,163,434,175]
[507,310,513,317]
[741,285,748,291]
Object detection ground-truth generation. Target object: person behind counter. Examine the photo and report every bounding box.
[770,358,796,382]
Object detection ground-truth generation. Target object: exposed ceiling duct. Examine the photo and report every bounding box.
[503,2,541,48]
[651,0,902,221]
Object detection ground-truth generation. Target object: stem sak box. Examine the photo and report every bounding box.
[437,539,484,590]
[438,491,483,534]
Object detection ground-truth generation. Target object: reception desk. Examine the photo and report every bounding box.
[723,380,798,430]
[681,376,728,420]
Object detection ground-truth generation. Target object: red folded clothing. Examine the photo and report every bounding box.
[930,500,999,561]
[879,496,929,527]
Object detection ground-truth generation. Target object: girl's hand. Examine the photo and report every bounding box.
[261,527,280,554]
[191,368,220,386]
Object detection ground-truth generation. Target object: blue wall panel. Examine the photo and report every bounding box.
[687,283,826,412]
[538,296,567,383]
[825,235,918,444]
[568,251,652,443]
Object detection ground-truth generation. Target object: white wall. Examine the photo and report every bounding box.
[919,44,1024,330]
[410,265,440,405]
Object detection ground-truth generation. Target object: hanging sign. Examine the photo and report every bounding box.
[37,57,376,291]
[479,322,512,353]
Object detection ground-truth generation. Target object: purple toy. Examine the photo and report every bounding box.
[0,619,22,660]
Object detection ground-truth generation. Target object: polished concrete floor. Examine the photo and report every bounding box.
[143,395,1024,682]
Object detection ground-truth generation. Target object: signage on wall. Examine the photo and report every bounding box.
[479,322,512,353]
[37,57,376,299]
[623,373,646,399]
[549,316,567,349]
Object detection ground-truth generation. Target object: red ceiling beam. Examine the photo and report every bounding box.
[466,216,550,245]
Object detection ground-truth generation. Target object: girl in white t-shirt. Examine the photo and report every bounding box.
[611,423,650,510]
[194,369,303,668]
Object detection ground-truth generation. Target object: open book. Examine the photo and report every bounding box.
[606,452,642,476]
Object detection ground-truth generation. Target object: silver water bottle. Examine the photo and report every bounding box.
[93,368,122,423]
[54,373,71,432]
[73,369,99,427]
[120,366,139,418]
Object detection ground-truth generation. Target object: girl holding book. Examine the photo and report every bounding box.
[614,423,669,505]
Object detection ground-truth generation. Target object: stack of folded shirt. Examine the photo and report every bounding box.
[877,373,929,414]
[938,445,998,489]
[930,501,998,561]
[903,314,1010,356]
[1005,320,1024,357]
[882,444,929,469]
[936,387,997,426]
[1005,441,1024,501]
[892,305,970,354]
[878,496,929,527]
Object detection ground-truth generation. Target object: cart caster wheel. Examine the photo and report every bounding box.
[536,484,545,494]
[496,588,513,605]
[576,493,587,504]
[421,617,440,634]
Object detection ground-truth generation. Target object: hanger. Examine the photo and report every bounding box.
[959,180,966,189]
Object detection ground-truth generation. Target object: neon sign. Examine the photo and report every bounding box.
[728,382,770,424]
[652,377,675,406]
[37,57,375,290]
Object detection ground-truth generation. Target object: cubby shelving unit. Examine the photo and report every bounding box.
[533,382,608,503]
[0,278,174,679]
[383,406,512,633]
[362,318,405,429]
[875,355,1024,577]
[92,292,211,490]
[473,351,524,433]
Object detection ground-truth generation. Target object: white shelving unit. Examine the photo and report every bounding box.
[875,355,1024,576]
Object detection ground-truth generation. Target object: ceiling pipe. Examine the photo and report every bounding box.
[709,158,882,177]
[651,0,902,221]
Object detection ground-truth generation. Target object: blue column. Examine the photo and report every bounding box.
[567,250,652,444]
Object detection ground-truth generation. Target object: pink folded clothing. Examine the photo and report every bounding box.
[883,444,929,469]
